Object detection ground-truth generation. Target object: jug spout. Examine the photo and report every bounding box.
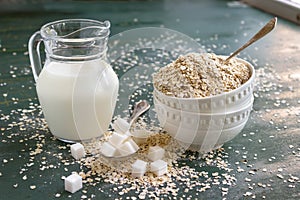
[28,19,112,82]
[41,19,111,62]
[42,20,110,39]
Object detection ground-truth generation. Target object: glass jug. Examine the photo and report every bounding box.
[28,19,119,142]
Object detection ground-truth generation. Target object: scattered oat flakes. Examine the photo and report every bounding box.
[244,191,253,196]
[288,184,295,188]
[222,187,229,192]
[277,174,284,179]
[55,193,61,198]
[257,183,266,188]
[30,185,36,190]
[22,175,27,180]
[249,170,256,175]
[245,177,252,182]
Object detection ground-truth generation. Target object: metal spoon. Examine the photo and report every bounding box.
[101,100,150,159]
[112,100,150,134]
[128,100,151,129]
[225,17,277,62]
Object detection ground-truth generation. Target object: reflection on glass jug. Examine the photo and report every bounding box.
[28,19,119,142]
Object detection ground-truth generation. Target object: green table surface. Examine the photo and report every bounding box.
[0,0,299,199]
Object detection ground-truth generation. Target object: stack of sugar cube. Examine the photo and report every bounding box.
[131,145,168,178]
[100,132,139,157]
[148,146,167,176]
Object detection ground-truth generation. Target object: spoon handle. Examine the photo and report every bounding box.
[129,100,150,125]
[225,17,277,62]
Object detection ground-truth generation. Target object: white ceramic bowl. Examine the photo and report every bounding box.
[153,57,255,113]
[162,120,248,152]
[154,94,253,130]
[153,94,253,152]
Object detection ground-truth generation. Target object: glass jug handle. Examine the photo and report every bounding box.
[28,31,43,82]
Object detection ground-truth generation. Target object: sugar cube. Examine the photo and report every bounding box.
[128,139,139,152]
[147,146,165,161]
[70,143,86,160]
[131,159,147,178]
[112,117,130,134]
[108,132,129,146]
[118,139,139,156]
[150,159,168,176]
[100,142,117,157]
[64,173,82,193]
